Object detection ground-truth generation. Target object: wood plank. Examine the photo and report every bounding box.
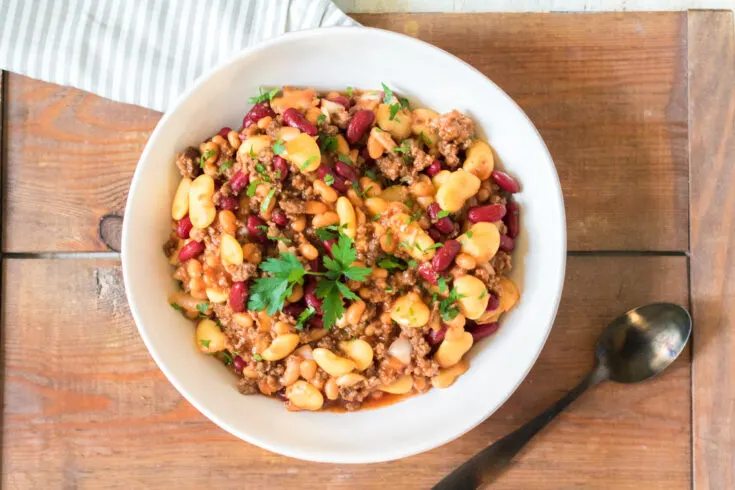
[1,256,690,489]
[2,75,159,253]
[354,12,690,252]
[689,10,735,490]
[3,12,688,253]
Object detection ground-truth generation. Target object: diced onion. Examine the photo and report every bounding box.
[388,337,412,365]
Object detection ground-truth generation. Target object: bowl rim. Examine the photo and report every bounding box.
[122,25,567,463]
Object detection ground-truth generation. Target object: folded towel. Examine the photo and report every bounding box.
[0,0,355,112]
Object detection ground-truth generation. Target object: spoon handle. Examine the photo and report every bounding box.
[432,370,604,490]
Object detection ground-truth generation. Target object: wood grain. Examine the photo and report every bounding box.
[1,256,690,489]
[1,75,159,252]
[3,12,689,253]
[689,10,735,490]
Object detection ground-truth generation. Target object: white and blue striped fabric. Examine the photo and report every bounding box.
[0,0,355,112]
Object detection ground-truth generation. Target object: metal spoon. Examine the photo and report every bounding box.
[432,302,692,490]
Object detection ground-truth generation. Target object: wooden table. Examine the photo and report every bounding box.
[1,11,733,489]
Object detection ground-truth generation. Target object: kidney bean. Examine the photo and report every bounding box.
[316,165,347,193]
[504,200,520,238]
[229,171,249,195]
[335,160,358,182]
[427,326,447,347]
[428,227,442,242]
[328,96,350,108]
[176,215,193,239]
[427,202,454,234]
[346,110,375,144]
[491,170,521,193]
[424,160,442,177]
[308,316,324,329]
[304,280,323,314]
[218,195,240,211]
[499,234,515,252]
[273,156,289,182]
[283,303,306,319]
[418,262,439,285]
[272,209,289,227]
[217,127,232,138]
[468,203,506,223]
[243,101,275,128]
[485,293,500,312]
[229,281,249,313]
[233,355,245,373]
[178,240,204,261]
[431,240,461,272]
[247,215,267,243]
[322,239,336,258]
[467,322,500,342]
[283,107,317,136]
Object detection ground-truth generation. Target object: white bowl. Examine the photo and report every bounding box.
[122,26,566,464]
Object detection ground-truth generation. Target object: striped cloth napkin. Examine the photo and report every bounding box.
[0,0,355,112]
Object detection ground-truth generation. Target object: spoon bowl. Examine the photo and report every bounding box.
[596,303,692,384]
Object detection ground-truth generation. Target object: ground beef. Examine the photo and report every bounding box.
[278,198,305,215]
[226,263,258,282]
[175,146,201,179]
[163,237,178,258]
[238,377,260,395]
[433,110,475,142]
[376,153,409,181]
[437,140,461,168]
[491,251,512,275]
[330,108,351,128]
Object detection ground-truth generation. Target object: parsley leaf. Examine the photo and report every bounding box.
[268,235,292,243]
[295,306,316,330]
[247,179,261,197]
[320,135,338,153]
[196,302,209,314]
[314,224,342,242]
[253,353,263,361]
[200,339,211,348]
[170,303,184,312]
[248,253,307,315]
[346,86,354,97]
[272,139,286,156]
[439,287,466,321]
[301,155,317,170]
[317,114,326,125]
[438,277,448,293]
[337,154,353,165]
[261,188,276,213]
[381,82,393,103]
[365,169,378,181]
[389,103,401,121]
[466,230,474,238]
[324,174,335,186]
[398,96,410,109]
[200,150,216,168]
[222,351,233,366]
[314,234,372,330]
[219,161,233,172]
[248,86,280,104]
[436,210,451,219]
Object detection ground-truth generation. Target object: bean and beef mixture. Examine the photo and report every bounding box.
[165,85,521,411]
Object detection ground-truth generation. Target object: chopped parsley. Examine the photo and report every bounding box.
[199,339,211,348]
[248,86,280,104]
[317,114,326,125]
[253,353,263,361]
[419,131,433,146]
[392,140,412,154]
[170,303,183,312]
[324,174,335,186]
[246,179,261,197]
[351,180,371,199]
[466,230,474,238]
[479,289,488,300]
[377,256,408,271]
[255,225,269,234]
[249,147,257,158]
[320,135,338,153]
[439,287,466,321]
[295,306,316,330]
[301,155,317,170]
[365,169,378,181]
[199,149,216,168]
[337,154,353,165]
[346,86,354,97]
[261,188,277,213]
[272,139,286,156]
[222,351,234,366]
[316,234,372,330]
[407,259,417,268]
[196,302,210,314]
[248,253,308,315]
[314,224,343,242]
[219,160,233,172]
[389,103,401,121]
[268,235,292,244]
[438,276,448,293]
[381,82,393,103]
[425,242,444,252]
[436,210,451,219]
